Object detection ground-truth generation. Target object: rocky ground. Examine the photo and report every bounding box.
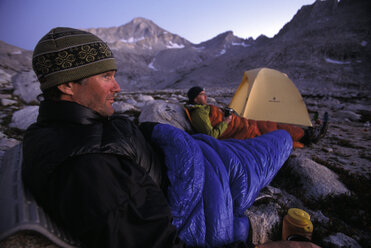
[0,83,370,247]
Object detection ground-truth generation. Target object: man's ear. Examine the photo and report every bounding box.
[57,82,74,95]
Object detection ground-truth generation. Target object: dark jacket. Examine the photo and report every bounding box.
[22,100,183,248]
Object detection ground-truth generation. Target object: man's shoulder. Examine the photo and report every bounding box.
[111,113,130,120]
[110,114,133,124]
[109,114,141,132]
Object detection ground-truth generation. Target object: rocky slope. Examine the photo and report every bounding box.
[264,0,371,89]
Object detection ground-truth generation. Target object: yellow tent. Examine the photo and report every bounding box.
[228,68,312,127]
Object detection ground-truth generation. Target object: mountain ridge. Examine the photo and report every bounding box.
[0,0,370,92]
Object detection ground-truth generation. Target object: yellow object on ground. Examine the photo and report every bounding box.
[282,208,313,241]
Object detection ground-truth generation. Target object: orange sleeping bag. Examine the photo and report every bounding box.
[209,105,305,148]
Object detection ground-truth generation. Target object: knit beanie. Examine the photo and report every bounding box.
[187,86,204,104]
[32,27,117,91]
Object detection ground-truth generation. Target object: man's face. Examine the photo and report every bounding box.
[194,91,207,105]
[70,70,121,116]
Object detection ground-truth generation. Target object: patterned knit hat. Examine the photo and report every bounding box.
[32,27,117,91]
[187,86,204,104]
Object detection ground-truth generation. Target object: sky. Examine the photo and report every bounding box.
[0,0,316,51]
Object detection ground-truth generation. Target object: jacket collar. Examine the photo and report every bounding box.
[185,103,208,110]
[37,100,108,125]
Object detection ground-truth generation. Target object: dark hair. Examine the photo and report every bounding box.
[37,86,63,101]
[37,79,85,102]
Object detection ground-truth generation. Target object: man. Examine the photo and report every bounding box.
[186,86,328,148]
[22,27,183,248]
[186,86,233,138]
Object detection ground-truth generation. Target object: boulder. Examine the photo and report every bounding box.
[138,100,193,132]
[0,69,12,84]
[0,132,19,158]
[245,202,281,245]
[286,156,350,201]
[12,71,41,104]
[137,94,154,102]
[133,94,155,108]
[113,101,140,113]
[1,99,17,106]
[335,110,361,122]
[0,69,13,90]
[9,106,39,131]
[323,232,361,248]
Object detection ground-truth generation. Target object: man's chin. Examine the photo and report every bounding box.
[97,106,115,117]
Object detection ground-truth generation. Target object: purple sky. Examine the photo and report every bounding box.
[0,0,315,50]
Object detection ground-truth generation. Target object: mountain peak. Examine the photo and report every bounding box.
[118,17,166,39]
[198,30,247,49]
[130,17,153,24]
[85,17,191,53]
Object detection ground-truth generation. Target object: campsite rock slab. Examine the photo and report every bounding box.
[285,156,350,201]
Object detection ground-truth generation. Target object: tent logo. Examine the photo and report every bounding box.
[269,96,280,103]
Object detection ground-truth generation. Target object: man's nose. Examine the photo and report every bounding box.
[112,79,121,92]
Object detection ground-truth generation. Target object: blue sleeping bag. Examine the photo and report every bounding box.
[151,124,292,247]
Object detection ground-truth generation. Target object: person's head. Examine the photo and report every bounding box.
[32,27,120,116]
[187,86,207,105]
